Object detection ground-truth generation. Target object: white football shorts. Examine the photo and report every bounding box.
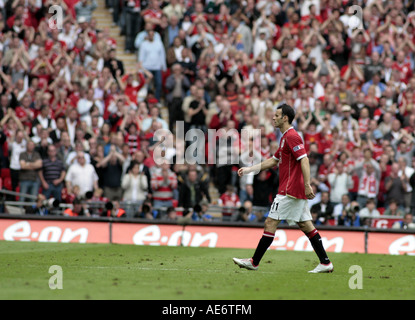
[268,194,312,225]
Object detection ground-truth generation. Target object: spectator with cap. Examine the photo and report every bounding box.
[336,105,359,132]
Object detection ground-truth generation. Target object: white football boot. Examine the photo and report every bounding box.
[308,262,334,273]
[232,258,259,271]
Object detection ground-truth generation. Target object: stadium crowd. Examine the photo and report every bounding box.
[1,0,415,229]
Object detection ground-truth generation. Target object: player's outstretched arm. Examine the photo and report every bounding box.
[238,157,279,176]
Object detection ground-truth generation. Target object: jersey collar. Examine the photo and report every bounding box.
[281,126,294,137]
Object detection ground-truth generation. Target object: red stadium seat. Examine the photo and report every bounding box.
[327,219,336,226]
[3,177,11,190]
[1,168,10,179]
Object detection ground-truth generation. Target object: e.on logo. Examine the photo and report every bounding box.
[3,221,89,243]
[132,225,218,247]
[389,235,415,255]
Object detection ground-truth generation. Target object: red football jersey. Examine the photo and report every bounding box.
[273,127,307,199]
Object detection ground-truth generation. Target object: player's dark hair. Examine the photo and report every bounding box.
[277,104,295,124]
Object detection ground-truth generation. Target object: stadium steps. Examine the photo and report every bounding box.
[92,0,137,73]
[91,1,169,118]
[91,1,220,204]
[209,182,220,204]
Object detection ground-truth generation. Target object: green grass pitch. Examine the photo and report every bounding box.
[1,240,414,300]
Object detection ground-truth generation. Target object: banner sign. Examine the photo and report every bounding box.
[112,224,366,253]
[0,219,109,243]
[0,219,414,255]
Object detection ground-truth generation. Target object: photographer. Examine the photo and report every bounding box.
[27,194,49,216]
[103,200,126,218]
[63,198,90,217]
[337,200,362,227]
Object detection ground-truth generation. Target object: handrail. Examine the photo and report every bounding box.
[0,189,38,200]
[1,199,410,219]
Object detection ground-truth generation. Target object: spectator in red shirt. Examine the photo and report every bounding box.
[218,184,241,221]
[151,162,178,210]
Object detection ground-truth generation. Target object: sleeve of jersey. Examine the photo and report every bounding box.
[287,133,307,161]
[273,150,279,161]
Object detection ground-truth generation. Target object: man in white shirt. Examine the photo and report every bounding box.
[9,129,27,191]
[328,161,354,205]
[58,21,77,50]
[65,151,99,197]
[138,29,166,101]
[77,87,99,122]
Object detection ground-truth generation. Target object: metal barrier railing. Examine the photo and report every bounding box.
[0,187,267,210]
[0,187,269,220]
[1,189,413,228]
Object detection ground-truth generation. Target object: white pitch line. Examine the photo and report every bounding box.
[78,265,278,274]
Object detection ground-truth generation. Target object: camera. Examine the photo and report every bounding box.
[41,197,61,215]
